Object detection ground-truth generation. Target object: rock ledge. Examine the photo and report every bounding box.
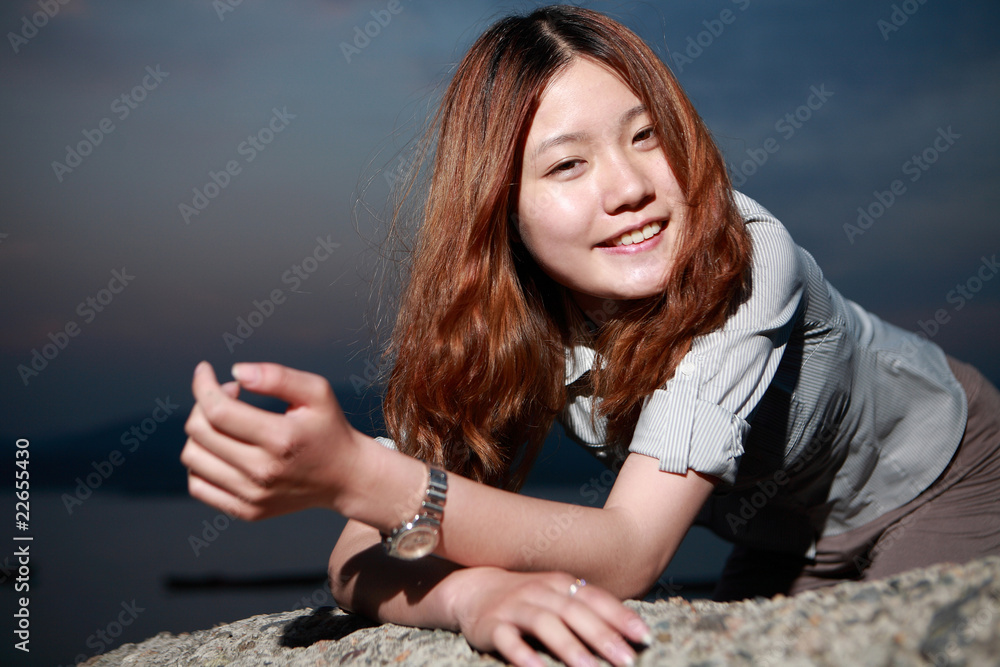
[87,556,1000,666]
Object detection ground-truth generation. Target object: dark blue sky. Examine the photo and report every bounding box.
[2,0,999,443]
[0,3,998,663]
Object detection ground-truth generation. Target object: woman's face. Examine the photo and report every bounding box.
[516,58,686,309]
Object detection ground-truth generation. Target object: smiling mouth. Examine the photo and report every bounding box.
[606,221,663,247]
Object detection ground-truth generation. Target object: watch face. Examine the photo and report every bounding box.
[394,523,438,560]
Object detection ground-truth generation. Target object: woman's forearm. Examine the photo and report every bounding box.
[182,359,706,601]
[437,475,659,598]
[345,441,715,599]
[330,519,653,667]
[329,519,464,630]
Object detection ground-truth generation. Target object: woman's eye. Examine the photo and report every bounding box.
[634,126,656,144]
[548,159,582,176]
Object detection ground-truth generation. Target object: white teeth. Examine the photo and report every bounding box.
[612,222,662,247]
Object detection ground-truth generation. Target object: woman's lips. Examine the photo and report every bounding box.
[598,222,666,254]
[600,221,664,248]
[611,221,662,247]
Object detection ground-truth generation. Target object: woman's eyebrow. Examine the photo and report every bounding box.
[533,132,588,160]
[532,105,648,161]
[620,104,647,126]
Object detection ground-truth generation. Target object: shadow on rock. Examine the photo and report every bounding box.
[278,606,380,648]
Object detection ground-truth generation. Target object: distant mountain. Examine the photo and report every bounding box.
[2,383,608,495]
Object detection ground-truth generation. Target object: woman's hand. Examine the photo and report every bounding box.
[447,567,651,667]
[181,361,362,520]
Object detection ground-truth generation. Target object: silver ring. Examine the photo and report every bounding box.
[568,578,587,597]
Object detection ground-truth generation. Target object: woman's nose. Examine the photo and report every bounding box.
[601,154,654,215]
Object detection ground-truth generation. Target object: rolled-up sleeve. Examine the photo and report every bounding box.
[374,436,398,451]
[628,195,804,484]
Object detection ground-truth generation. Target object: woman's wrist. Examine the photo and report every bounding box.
[332,432,429,535]
[437,566,495,633]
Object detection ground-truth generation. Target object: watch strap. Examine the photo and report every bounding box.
[421,465,447,525]
[381,464,447,558]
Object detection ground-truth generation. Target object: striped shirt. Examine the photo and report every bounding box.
[561,192,968,555]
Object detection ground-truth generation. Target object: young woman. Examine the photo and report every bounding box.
[181,6,1000,667]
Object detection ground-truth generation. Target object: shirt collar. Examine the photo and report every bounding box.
[564,344,597,385]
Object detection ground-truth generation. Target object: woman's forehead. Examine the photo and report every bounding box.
[525,60,646,149]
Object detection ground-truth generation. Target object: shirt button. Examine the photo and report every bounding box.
[678,361,696,377]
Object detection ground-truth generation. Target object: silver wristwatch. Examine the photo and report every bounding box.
[382,465,447,560]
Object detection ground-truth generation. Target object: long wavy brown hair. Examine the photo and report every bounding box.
[382,5,751,490]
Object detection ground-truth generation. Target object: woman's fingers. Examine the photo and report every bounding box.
[182,360,360,520]
[492,603,632,667]
[189,362,290,449]
[557,596,640,666]
[220,380,240,399]
[522,584,638,667]
[186,469,261,520]
[489,619,561,667]
[230,361,337,411]
[565,581,652,650]
[190,361,348,463]
[456,570,648,667]
[181,436,274,504]
[184,402,284,485]
[529,607,606,667]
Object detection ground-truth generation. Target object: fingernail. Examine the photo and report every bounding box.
[629,618,653,646]
[231,364,257,385]
[603,641,635,667]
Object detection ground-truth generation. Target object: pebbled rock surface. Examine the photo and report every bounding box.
[86,556,1000,666]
